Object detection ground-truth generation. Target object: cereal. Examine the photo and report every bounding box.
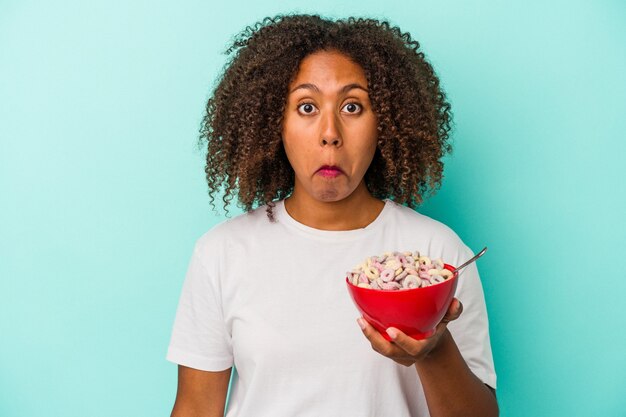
[402,275,420,289]
[346,250,454,291]
[364,266,379,280]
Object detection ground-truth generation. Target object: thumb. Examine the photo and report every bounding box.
[441,298,463,324]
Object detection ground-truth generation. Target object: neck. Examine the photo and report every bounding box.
[283,183,385,231]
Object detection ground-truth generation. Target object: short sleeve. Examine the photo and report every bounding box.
[165,241,233,371]
[447,244,497,390]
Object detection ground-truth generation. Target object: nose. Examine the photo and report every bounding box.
[319,112,342,147]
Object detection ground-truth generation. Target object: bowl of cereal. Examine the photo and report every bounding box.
[345,251,459,341]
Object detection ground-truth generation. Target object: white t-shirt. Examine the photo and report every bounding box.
[166,198,497,417]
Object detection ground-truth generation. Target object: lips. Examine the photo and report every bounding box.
[317,164,343,178]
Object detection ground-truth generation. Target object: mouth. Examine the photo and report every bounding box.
[316,165,344,178]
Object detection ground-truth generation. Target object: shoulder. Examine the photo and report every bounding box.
[384,200,474,268]
[193,203,274,253]
[387,200,467,248]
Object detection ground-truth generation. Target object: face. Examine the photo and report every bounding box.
[281,49,378,203]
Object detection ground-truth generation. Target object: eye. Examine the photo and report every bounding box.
[297,102,317,115]
[342,102,362,114]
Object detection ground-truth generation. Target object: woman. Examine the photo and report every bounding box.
[167,14,498,417]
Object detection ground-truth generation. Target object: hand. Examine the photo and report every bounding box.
[357,298,463,367]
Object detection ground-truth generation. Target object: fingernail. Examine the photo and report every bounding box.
[357,318,366,330]
[386,328,398,339]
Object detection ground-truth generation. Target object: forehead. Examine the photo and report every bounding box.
[289,50,368,88]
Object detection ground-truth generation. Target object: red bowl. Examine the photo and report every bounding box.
[346,264,458,341]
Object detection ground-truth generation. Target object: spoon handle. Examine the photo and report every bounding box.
[451,247,488,275]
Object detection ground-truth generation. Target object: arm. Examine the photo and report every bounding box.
[170,365,232,417]
[414,329,498,417]
[357,298,498,417]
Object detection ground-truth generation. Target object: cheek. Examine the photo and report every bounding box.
[282,138,307,173]
[358,118,378,153]
[360,135,378,161]
[356,145,377,174]
[282,141,296,167]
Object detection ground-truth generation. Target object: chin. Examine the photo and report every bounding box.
[315,191,342,201]
[312,187,358,202]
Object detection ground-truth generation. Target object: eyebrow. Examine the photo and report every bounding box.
[289,83,369,94]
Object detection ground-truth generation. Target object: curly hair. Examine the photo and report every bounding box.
[198,13,453,222]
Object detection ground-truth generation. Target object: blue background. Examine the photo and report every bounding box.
[1,0,625,416]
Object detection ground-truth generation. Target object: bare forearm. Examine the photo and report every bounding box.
[415,329,498,417]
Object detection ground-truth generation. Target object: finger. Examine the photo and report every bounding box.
[441,298,463,324]
[434,320,451,337]
[385,327,428,357]
[357,317,398,357]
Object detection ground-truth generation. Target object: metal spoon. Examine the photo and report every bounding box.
[450,247,488,276]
